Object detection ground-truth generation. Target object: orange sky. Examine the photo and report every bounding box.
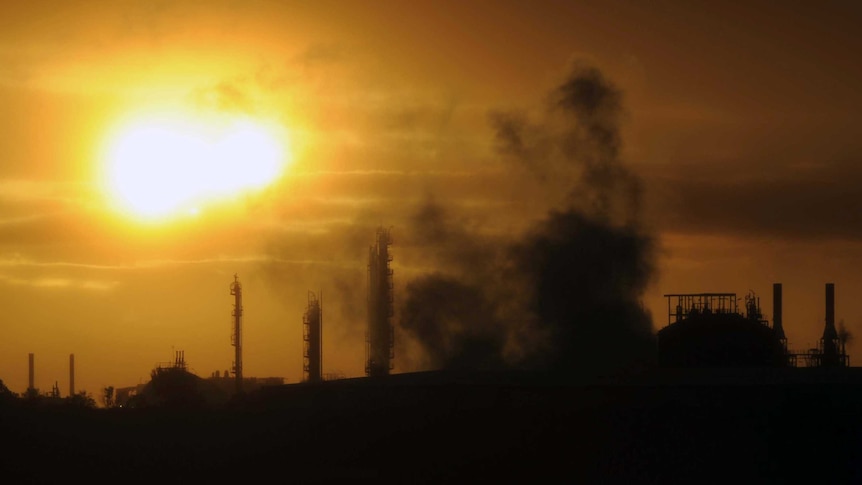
[2,0,862,396]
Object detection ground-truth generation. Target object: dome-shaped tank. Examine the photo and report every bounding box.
[658,292,789,368]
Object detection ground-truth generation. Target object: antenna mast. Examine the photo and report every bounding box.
[230,274,243,394]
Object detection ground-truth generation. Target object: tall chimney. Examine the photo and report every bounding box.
[69,354,75,397]
[824,283,838,340]
[773,283,785,340]
[28,353,34,392]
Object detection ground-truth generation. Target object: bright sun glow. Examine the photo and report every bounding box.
[101,114,289,221]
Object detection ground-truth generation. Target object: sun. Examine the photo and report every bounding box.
[100,113,289,221]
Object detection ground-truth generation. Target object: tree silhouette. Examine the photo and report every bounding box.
[0,378,17,402]
[101,386,115,408]
[67,390,97,408]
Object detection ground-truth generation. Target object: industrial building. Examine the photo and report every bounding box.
[24,352,77,399]
[658,282,849,368]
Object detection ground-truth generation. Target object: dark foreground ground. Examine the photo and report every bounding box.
[3,368,862,484]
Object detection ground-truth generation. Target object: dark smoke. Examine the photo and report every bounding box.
[488,111,554,182]
[398,62,657,375]
[839,319,854,349]
[490,64,642,225]
[398,195,531,371]
[399,275,509,371]
[511,210,656,372]
[552,65,642,223]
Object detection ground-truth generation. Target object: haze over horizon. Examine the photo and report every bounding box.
[2,0,862,396]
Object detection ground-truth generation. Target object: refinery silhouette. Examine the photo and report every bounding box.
[3,225,862,484]
[3,65,861,484]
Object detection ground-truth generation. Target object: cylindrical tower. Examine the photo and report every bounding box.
[69,353,75,397]
[772,284,784,337]
[825,283,836,339]
[28,353,34,393]
[230,274,243,394]
[366,227,394,377]
[819,282,844,366]
[303,291,323,382]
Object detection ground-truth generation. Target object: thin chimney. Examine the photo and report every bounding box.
[69,354,75,397]
[773,283,785,340]
[28,353,34,392]
[824,283,837,340]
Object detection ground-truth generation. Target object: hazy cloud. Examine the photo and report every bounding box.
[647,159,862,241]
[0,273,118,291]
[191,80,255,114]
[293,43,346,67]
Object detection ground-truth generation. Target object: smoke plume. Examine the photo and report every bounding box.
[397,195,528,371]
[398,62,657,375]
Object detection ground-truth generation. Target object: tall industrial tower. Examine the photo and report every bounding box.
[28,353,34,394]
[366,227,394,377]
[773,283,787,350]
[303,291,323,383]
[819,282,847,367]
[69,354,75,397]
[230,274,243,394]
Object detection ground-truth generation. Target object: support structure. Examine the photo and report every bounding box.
[665,293,738,325]
[230,274,243,394]
[303,291,323,383]
[366,227,394,377]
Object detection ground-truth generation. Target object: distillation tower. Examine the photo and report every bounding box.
[230,274,243,394]
[303,291,323,382]
[366,227,394,377]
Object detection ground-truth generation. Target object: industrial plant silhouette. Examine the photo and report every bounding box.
[659,283,849,368]
[3,65,861,483]
[3,226,862,483]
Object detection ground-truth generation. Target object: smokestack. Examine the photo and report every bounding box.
[773,283,785,340]
[69,354,75,397]
[28,353,34,392]
[824,282,838,340]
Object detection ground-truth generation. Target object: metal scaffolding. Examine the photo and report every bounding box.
[230,274,243,394]
[664,293,739,325]
[366,227,394,377]
[303,291,323,383]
